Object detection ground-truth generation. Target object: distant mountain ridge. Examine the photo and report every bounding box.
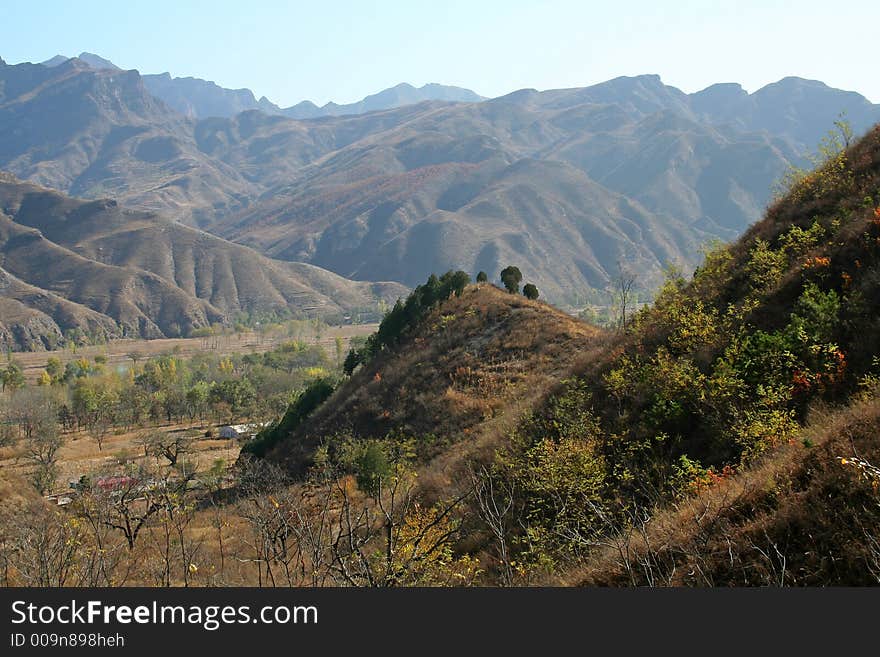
[281,82,486,120]
[3,54,880,304]
[38,52,485,119]
[0,173,405,351]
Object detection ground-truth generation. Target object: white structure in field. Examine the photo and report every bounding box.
[218,422,267,440]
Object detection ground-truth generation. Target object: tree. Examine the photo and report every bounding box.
[470,464,518,586]
[476,271,488,283]
[335,336,345,368]
[148,431,194,468]
[500,266,523,294]
[0,502,84,585]
[45,357,63,382]
[523,283,540,300]
[0,362,25,392]
[612,262,637,333]
[24,425,63,493]
[343,349,362,376]
[185,382,211,424]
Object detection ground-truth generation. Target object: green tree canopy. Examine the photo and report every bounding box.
[500,266,523,294]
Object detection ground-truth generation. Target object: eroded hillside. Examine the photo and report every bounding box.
[0,174,405,350]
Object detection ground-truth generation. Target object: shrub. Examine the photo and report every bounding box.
[500,266,523,294]
[243,378,336,457]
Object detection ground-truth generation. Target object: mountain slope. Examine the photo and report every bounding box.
[0,57,256,224]
[523,122,880,584]
[0,174,405,350]
[142,73,278,120]
[253,122,880,585]
[5,56,880,302]
[264,283,604,475]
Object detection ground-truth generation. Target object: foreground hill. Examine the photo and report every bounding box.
[0,174,405,350]
[5,55,880,302]
[262,283,604,476]
[253,123,880,585]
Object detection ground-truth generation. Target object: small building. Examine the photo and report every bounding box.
[218,422,267,440]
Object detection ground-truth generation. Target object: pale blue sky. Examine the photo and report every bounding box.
[3,0,878,106]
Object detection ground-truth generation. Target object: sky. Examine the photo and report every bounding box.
[3,0,878,106]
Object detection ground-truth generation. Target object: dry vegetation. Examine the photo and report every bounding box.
[3,124,880,588]
[571,394,880,586]
[269,284,604,475]
[10,323,377,383]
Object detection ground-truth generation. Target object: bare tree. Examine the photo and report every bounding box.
[23,426,63,494]
[0,502,83,586]
[328,467,470,587]
[612,261,638,333]
[469,464,517,586]
[148,431,194,467]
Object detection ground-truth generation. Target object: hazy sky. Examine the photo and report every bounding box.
[3,0,878,106]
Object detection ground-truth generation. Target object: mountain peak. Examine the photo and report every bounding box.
[76,52,119,70]
[42,52,119,70]
[40,54,69,67]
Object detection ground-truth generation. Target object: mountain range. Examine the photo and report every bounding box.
[0,173,404,351]
[3,52,880,312]
[40,53,485,119]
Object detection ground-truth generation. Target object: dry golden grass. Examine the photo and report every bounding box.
[567,395,880,586]
[271,284,605,476]
[0,422,242,496]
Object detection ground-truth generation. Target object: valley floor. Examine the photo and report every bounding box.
[9,324,377,383]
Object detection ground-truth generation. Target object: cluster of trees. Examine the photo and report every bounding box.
[343,266,542,378]
[344,270,471,375]
[0,339,339,495]
[479,266,539,300]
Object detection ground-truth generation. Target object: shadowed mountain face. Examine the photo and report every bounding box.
[3,56,879,303]
[0,174,405,351]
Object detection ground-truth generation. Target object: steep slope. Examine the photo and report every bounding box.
[0,57,255,224]
[691,76,880,149]
[517,123,880,584]
[572,396,880,585]
[264,283,604,475]
[0,174,406,350]
[142,73,278,119]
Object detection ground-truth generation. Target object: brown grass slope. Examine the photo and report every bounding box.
[0,174,406,350]
[572,397,880,586]
[556,123,880,585]
[268,284,604,475]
